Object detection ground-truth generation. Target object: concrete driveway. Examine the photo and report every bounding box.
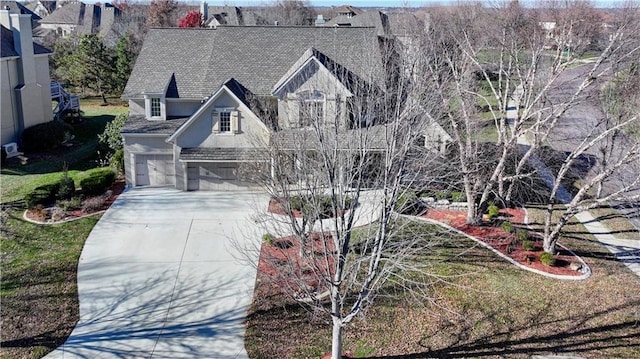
[44,187,267,359]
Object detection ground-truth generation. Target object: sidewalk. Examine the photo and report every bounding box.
[574,211,640,277]
[513,120,640,278]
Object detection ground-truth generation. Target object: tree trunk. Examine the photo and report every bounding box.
[331,317,343,359]
[543,204,556,254]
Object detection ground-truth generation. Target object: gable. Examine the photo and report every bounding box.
[273,57,353,100]
[168,83,269,149]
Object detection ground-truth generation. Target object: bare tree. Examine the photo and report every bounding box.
[241,37,454,358]
[418,1,640,254]
[255,0,315,25]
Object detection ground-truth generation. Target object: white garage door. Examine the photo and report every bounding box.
[135,154,175,187]
[187,163,248,191]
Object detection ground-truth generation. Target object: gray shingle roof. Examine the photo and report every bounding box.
[121,115,189,135]
[1,25,51,58]
[122,26,384,100]
[0,1,41,20]
[323,11,391,37]
[180,147,267,161]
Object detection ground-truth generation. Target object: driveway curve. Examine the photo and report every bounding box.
[45,187,267,359]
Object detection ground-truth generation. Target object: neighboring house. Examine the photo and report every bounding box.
[38,1,100,37]
[25,0,57,18]
[0,1,41,22]
[0,10,53,146]
[324,10,391,37]
[121,26,450,191]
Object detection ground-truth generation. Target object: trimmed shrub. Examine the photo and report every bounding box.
[434,191,450,200]
[110,149,125,174]
[80,169,115,196]
[58,174,76,200]
[451,191,466,202]
[22,120,72,152]
[500,221,514,234]
[262,233,275,245]
[486,204,500,219]
[522,239,535,251]
[516,229,529,241]
[25,182,61,208]
[540,252,555,266]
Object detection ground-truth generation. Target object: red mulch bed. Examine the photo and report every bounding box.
[423,208,583,277]
[258,232,336,300]
[25,180,126,223]
[268,198,305,217]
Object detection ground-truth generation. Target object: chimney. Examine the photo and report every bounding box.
[200,1,208,22]
[0,8,11,28]
[10,13,37,85]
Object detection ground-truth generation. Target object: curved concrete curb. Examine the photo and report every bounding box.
[403,214,591,280]
[22,209,105,225]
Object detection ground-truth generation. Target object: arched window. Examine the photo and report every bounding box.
[298,90,325,127]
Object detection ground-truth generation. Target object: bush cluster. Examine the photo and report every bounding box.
[22,120,73,152]
[522,239,535,251]
[486,204,500,220]
[500,221,514,233]
[289,195,352,219]
[58,173,76,200]
[25,182,61,208]
[262,233,275,245]
[540,252,555,266]
[80,169,115,196]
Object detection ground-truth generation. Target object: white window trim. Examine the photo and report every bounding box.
[212,107,239,135]
[144,94,166,120]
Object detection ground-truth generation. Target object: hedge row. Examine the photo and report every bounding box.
[24,168,116,208]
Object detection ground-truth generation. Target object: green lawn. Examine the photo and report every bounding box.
[0,97,124,358]
[1,98,126,203]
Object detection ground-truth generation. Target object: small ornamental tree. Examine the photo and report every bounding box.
[178,11,204,28]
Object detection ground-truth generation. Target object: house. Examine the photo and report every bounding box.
[0,10,53,147]
[122,26,450,191]
[24,0,58,18]
[37,1,101,37]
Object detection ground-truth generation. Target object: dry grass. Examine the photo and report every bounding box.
[245,220,640,359]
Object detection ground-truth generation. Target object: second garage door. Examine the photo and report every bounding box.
[135,154,175,187]
[187,163,251,190]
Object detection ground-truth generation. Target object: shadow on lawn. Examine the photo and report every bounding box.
[1,266,251,359]
[363,300,640,359]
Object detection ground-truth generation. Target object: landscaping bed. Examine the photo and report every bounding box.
[246,228,640,358]
[24,180,125,224]
[258,232,336,302]
[422,208,584,277]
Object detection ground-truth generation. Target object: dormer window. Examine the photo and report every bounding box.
[144,94,166,120]
[150,97,161,117]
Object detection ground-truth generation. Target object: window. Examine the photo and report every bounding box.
[219,111,231,132]
[298,91,325,127]
[212,109,239,134]
[150,97,161,117]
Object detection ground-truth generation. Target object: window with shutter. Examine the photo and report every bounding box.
[212,110,220,133]
[230,111,239,133]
